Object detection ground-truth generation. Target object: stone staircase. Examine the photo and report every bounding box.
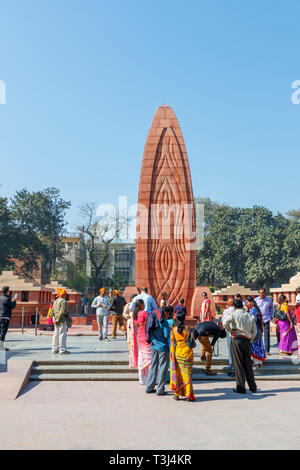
[29,358,300,382]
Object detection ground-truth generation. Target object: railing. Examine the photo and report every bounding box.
[35,307,39,336]
[21,307,25,334]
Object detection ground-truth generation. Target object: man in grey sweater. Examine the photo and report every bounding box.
[223,299,258,394]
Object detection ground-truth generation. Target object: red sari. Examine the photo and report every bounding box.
[129,310,151,384]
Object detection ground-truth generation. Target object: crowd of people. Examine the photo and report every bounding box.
[91,286,300,399]
[1,283,300,400]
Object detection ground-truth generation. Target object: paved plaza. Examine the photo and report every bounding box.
[1,380,300,450]
[1,331,300,449]
[4,329,281,362]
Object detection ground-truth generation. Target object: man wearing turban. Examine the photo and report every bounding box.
[51,288,71,354]
[91,288,111,341]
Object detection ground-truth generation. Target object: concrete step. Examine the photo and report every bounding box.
[31,364,138,374]
[29,357,300,381]
[31,363,300,375]
[30,373,300,382]
[34,360,131,366]
[30,373,139,381]
[32,358,296,367]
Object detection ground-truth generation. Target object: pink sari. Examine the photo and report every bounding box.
[129,310,151,384]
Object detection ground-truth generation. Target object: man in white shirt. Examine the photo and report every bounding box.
[91,288,111,341]
[130,287,158,314]
[223,299,257,394]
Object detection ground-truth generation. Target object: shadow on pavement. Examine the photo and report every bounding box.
[193,387,276,401]
[17,380,41,398]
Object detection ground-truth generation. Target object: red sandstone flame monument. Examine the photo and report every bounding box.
[135,105,196,313]
[123,105,216,319]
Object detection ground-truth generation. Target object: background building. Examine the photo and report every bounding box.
[86,242,135,286]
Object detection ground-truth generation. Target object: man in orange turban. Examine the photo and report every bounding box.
[91,288,111,341]
[110,289,127,339]
[51,287,71,354]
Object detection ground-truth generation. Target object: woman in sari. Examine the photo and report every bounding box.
[295,287,300,326]
[129,299,151,384]
[170,311,195,402]
[123,294,137,352]
[277,294,298,356]
[245,296,266,367]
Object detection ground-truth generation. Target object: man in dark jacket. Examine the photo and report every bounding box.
[110,290,127,339]
[192,321,226,375]
[0,286,17,350]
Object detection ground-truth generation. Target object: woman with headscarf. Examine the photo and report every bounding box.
[169,311,195,402]
[245,296,266,367]
[123,293,137,351]
[129,299,152,384]
[277,294,298,356]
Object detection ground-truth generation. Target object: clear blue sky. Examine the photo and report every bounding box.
[1,0,299,229]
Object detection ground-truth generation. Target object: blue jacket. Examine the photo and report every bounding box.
[146,309,170,351]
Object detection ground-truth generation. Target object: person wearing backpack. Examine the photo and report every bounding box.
[145,306,171,396]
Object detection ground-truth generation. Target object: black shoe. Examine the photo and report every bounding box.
[205,370,216,376]
[250,388,261,394]
[232,388,246,395]
[5,347,9,351]
[157,391,167,396]
[146,389,156,394]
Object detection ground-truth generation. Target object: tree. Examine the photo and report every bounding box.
[10,187,71,276]
[61,262,89,293]
[197,202,300,289]
[78,203,129,291]
[194,197,228,236]
[0,196,41,274]
[287,209,300,223]
[197,205,243,286]
[0,197,17,270]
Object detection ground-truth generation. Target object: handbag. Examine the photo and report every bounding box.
[186,326,196,349]
[65,314,73,328]
[254,327,263,341]
[273,307,287,322]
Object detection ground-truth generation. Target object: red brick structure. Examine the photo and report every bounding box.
[0,271,53,327]
[0,271,83,327]
[134,105,199,315]
[213,283,259,310]
[270,272,300,311]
